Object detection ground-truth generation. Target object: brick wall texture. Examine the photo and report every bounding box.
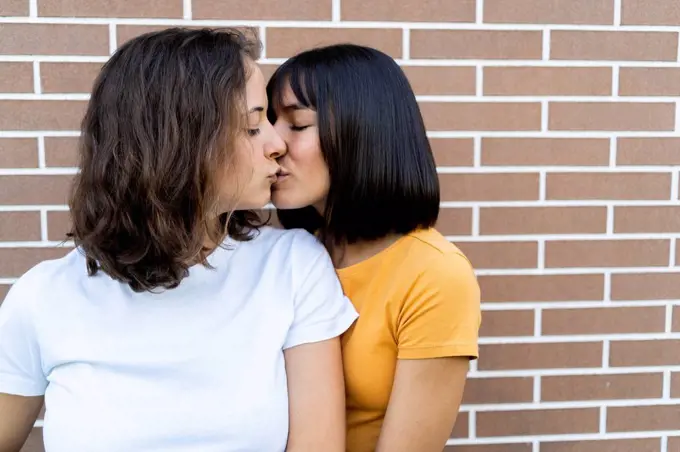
[1,0,680,451]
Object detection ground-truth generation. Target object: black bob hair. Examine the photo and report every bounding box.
[266,43,440,246]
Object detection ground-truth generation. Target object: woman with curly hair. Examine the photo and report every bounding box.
[0,28,357,452]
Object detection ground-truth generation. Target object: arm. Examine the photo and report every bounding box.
[284,338,346,452]
[0,273,49,452]
[376,251,480,451]
[375,357,468,452]
[0,394,43,452]
[282,232,359,451]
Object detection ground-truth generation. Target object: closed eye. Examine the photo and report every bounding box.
[290,125,310,132]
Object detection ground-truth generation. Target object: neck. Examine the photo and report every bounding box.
[330,233,403,269]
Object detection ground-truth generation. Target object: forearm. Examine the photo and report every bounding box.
[285,339,347,452]
[0,394,43,452]
[375,358,469,452]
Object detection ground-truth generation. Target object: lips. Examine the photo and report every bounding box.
[267,166,283,183]
[275,169,290,183]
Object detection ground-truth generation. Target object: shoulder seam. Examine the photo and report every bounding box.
[407,232,471,265]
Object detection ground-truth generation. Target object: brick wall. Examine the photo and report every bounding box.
[1,0,679,451]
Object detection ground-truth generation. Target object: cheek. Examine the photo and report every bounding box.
[291,136,328,190]
[290,134,321,169]
[234,139,257,173]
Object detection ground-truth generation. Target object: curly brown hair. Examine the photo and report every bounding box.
[68,27,264,293]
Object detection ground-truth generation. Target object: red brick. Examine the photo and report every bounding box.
[39,0,182,17]
[545,239,670,268]
[444,445,532,452]
[44,137,79,167]
[610,340,680,366]
[485,67,612,96]
[620,68,680,96]
[0,100,87,131]
[615,206,680,233]
[430,138,474,167]
[608,405,680,432]
[549,102,675,132]
[451,411,469,438]
[0,211,41,241]
[439,173,539,201]
[435,208,472,236]
[542,373,663,401]
[1,0,29,15]
[479,274,604,303]
[482,138,610,166]
[267,28,402,59]
[551,30,678,61]
[671,372,680,398]
[0,285,9,305]
[421,102,541,132]
[411,30,542,60]
[0,175,72,205]
[484,0,614,25]
[194,0,329,20]
[477,408,599,436]
[478,342,603,370]
[343,0,475,22]
[547,172,671,200]
[116,25,258,48]
[40,62,101,94]
[0,62,33,92]
[542,439,661,452]
[542,307,666,335]
[258,63,278,83]
[0,248,70,278]
[611,273,680,301]
[457,241,537,270]
[47,211,71,242]
[479,310,535,337]
[480,207,607,235]
[0,24,108,55]
[404,66,476,96]
[463,377,534,404]
[618,138,680,166]
[622,0,680,25]
[0,138,38,168]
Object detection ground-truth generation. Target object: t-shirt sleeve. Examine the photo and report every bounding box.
[396,251,481,360]
[283,238,359,350]
[0,275,48,396]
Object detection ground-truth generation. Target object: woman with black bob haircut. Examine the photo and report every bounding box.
[268,43,481,452]
[0,28,357,452]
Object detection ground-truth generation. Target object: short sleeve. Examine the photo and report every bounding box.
[396,252,481,360]
[283,243,359,350]
[0,276,48,396]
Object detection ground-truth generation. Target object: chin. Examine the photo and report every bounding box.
[271,194,302,210]
[236,194,272,210]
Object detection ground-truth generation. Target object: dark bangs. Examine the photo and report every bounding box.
[266,56,320,121]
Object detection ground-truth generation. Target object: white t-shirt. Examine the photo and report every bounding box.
[0,226,358,452]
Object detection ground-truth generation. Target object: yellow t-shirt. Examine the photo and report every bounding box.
[338,228,481,452]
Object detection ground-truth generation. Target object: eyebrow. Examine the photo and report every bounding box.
[281,103,308,111]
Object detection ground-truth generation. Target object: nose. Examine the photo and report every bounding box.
[273,119,289,147]
[264,121,286,160]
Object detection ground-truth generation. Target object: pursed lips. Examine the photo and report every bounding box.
[274,169,290,184]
